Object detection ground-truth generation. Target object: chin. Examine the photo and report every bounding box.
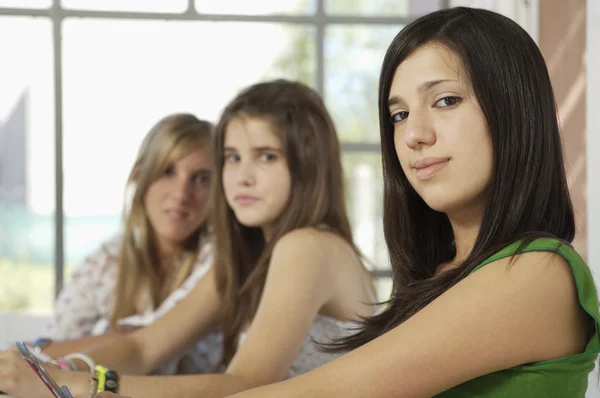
[419,196,453,213]
[234,214,265,229]
[165,232,192,243]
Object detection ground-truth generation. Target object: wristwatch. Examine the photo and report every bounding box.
[32,337,53,353]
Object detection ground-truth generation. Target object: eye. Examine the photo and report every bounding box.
[193,171,211,185]
[434,96,462,108]
[391,110,409,124]
[260,152,278,162]
[224,152,240,163]
[161,165,175,177]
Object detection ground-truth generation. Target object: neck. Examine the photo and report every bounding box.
[446,206,485,265]
[261,225,274,242]
[156,238,183,270]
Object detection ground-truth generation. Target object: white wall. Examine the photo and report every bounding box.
[586,1,600,397]
[449,0,539,41]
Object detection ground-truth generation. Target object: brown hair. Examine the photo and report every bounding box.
[110,113,214,330]
[211,79,357,365]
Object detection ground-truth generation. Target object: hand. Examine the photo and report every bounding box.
[96,393,131,398]
[0,347,55,397]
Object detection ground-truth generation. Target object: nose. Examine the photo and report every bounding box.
[404,110,436,149]
[236,160,256,186]
[173,176,193,202]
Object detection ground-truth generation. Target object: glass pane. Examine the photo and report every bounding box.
[326,0,442,16]
[62,19,315,271]
[375,277,392,302]
[0,17,55,314]
[0,0,50,8]
[61,0,187,13]
[342,152,388,272]
[325,24,402,142]
[196,0,315,15]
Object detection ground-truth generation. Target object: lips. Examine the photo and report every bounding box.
[234,195,259,207]
[412,158,450,180]
[165,209,189,221]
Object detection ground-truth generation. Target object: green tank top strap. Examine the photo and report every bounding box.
[470,238,564,273]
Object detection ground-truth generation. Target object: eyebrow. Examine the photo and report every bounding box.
[223,146,282,152]
[387,79,458,107]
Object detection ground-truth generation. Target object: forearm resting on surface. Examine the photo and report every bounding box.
[60,371,253,398]
[70,333,148,375]
[41,331,125,358]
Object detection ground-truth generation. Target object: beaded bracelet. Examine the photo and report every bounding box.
[87,375,99,398]
[63,357,78,372]
[64,352,96,373]
[50,358,71,371]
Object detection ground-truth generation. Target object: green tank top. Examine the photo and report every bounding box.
[436,238,600,398]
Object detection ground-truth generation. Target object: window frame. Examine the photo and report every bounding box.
[0,0,453,299]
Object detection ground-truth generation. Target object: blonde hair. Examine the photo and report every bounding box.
[110,113,214,330]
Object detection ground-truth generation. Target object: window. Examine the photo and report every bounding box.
[0,1,447,313]
[326,0,440,16]
[62,18,315,276]
[325,24,403,142]
[196,0,315,15]
[0,16,55,314]
[61,0,187,13]
[0,0,50,9]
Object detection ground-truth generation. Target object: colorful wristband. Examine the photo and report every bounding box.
[95,364,119,393]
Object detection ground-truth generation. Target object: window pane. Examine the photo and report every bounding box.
[61,0,187,13]
[375,277,392,302]
[196,0,315,15]
[0,17,55,314]
[342,152,387,271]
[62,19,315,271]
[326,0,442,16]
[325,24,402,142]
[0,0,50,8]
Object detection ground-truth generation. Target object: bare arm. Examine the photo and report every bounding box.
[63,267,222,378]
[227,252,590,398]
[41,331,126,358]
[55,228,345,398]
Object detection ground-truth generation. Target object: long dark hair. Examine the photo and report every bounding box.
[334,7,575,350]
[210,79,358,365]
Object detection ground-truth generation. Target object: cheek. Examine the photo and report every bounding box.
[393,130,408,161]
[281,169,292,203]
[143,185,158,211]
[221,169,233,196]
[269,167,292,206]
[392,137,411,178]
[193,186,210,206]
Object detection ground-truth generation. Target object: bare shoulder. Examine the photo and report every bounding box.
[470,249,580,307]
[471,249,589,358]
[483,249,574,288]
[273,227,351,263]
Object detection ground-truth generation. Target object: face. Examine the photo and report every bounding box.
[388,43,493,216]
[144,146,212,253]
[222,116,292,236]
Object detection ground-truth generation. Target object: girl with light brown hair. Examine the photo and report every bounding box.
[0,80,376,398]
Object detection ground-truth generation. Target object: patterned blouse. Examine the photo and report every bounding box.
[45,235,222,374]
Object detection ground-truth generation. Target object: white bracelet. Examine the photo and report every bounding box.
[64,353,96,374]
